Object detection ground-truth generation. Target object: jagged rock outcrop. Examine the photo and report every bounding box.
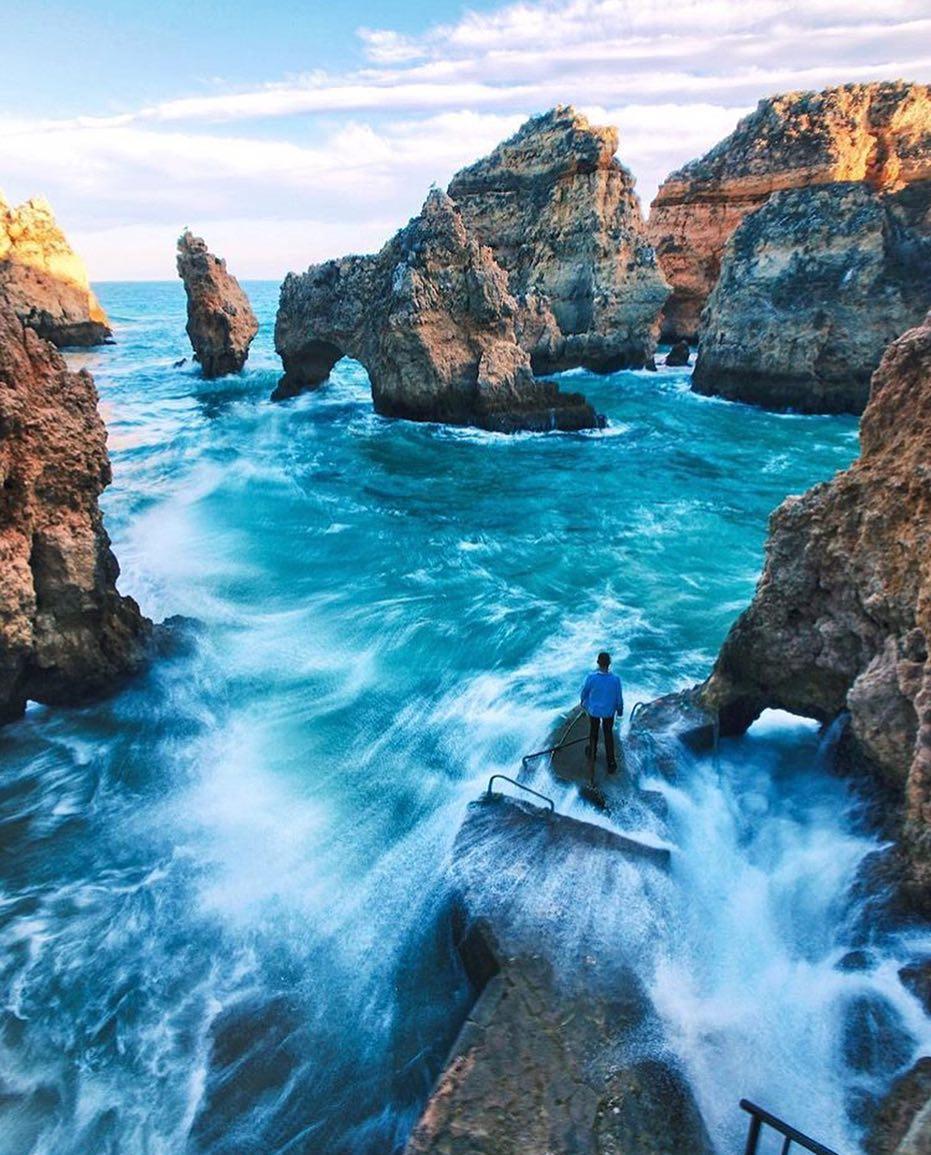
[405,796,711,1155]
[274,190,597,432]
[0,194,111,347]
[448,106,669,374]
[700,311,931,909]
[176,232,258,378]
[664,340,690,368]
[0,301,150,723]
[691,182,931,413]
[648,81,931,341]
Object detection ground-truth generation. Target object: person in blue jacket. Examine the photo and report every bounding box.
[580,651,624,775]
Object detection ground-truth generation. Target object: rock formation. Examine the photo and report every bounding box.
[176,232,259,378]
[700,310,931,910]
[664,339,690,368]
[864,1058,931,1154]
[0,194,111,347]
[0,301,150,723]
[274,190,598,432]
[405,796,712,1155]
[691,182,931,413]
[648,81,931,341]
[447,107,669,374]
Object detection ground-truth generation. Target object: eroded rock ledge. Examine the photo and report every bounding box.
[648,81,931,342]
[691,181,931,413]
[0,301,150,723]
[449,106,669,374]
[176,232,259,378]
[274,190,597,432]
[700,310,931,910]
[0,194,111,347]
[406,796,711,1155]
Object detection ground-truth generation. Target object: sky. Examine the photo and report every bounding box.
[2,0,929,280]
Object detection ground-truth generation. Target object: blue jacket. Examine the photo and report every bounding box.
[581,670,624,718]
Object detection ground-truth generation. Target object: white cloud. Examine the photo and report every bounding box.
[1,0,927,278]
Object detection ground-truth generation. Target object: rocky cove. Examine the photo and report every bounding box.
[0,80,930,1155]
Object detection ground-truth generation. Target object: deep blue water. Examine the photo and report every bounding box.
[0,281,927,1154]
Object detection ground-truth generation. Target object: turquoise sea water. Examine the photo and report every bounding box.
[0,282,928,1154]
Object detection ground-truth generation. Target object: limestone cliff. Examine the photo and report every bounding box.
[448,106,669,374]
[176,232,258,378]
[0,194,111,347]
[691,182,931,413]
[0,302,149,723]
[274,190,597,432]
[701,310,931,909]
[648,82,931,341]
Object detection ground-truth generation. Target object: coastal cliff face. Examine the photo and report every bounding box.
[701,311,931,907]
[448,106,669,374]
[648,82,931,341]
[0,194,111,347]
[176,232,258,378]
[691,182,931,413]
[0,302,149,723]
[274,189,597,432]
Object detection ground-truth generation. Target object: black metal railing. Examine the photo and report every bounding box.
[740,1100,841,1155]
[485,774,555,812]
[520,735,588,772]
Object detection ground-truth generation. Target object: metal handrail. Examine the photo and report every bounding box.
[485,775,555,812]
[520,735,589,772]
[740,1100,841,1155]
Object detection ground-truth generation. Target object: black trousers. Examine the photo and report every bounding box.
[587,714,616,769]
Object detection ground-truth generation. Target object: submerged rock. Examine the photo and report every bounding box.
[0,194,111,347]
[176,231,258,378]
[448,107,669,374]
[691,182,931,413]
[648,81,931,342]
[405,796,712,1155]
[274,190,598,432]
[700,310,931,910]
[0,302,150,723]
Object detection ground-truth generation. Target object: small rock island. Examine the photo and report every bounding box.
[176,231,259,377]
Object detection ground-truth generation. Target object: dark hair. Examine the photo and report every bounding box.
[597,651,611,668]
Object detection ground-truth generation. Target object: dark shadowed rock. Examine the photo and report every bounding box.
[448,107,669,374]
[700,310,931,910]
[0,302,150,723]
[899,958,931,1015]
[405,797,712,1155]
[648,82,931,341]
[864,1057,931,1155]
[842,993,914,1078]
[0,194,111,347]
[274,190,598,433]
[691,182,931,413]
[176,232,258,378]
[664,339,690,367]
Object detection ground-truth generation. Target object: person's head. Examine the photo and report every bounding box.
[597,651,611,670]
